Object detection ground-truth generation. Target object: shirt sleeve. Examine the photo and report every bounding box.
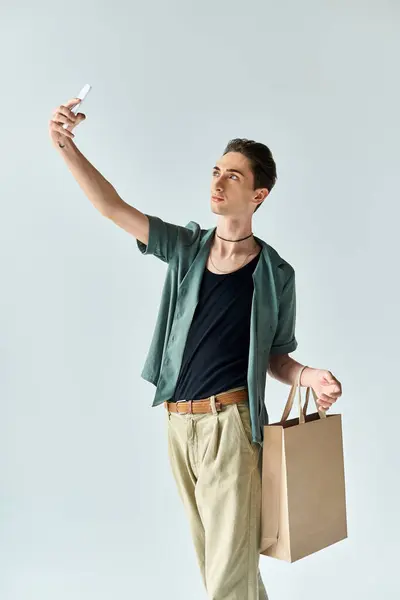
[269,269,298,355]
[136,214,198,263]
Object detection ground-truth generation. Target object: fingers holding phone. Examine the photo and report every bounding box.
[49,85,91,149]
[49,98,86,147]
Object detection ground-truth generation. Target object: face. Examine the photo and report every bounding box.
[210,152,268,217]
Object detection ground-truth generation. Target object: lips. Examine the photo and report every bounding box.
[212,195,224,201]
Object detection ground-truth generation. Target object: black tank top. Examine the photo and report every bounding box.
[171,249,261,401]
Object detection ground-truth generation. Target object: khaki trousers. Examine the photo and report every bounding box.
[166,386,269,600]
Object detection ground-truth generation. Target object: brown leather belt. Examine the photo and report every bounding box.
[164,388,248,414]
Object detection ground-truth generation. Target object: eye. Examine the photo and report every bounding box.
[212,171,239,180]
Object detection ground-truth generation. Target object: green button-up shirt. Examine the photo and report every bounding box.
[136,214,298,446]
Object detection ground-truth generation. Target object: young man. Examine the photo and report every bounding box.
[49,99,343,600]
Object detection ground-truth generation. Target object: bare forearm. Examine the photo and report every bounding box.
[56,138,122,216]
[268,354,342,412]
[268,354,315,387]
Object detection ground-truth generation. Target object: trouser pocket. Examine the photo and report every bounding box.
[232,401,259,458]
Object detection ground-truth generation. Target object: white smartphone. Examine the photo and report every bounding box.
[62,84,92,129]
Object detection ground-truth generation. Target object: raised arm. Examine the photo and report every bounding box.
[48,96,149,246]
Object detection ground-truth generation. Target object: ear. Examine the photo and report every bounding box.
[256,190,268,205]
[255,188,268,200]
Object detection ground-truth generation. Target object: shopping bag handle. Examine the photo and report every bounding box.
[279,365,327,424]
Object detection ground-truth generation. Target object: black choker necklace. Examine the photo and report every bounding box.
[216,232,254,242]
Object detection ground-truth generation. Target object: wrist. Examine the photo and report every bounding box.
[54,136,76,152]
[299,366,317,388]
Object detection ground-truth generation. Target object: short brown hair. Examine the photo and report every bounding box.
[222,138,277,212]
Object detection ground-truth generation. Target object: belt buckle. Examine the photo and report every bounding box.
[175,399,187,414]
[176,399,195,415]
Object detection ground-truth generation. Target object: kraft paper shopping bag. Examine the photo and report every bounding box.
[260,366,347,562]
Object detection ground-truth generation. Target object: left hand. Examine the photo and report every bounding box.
[307,369,342,411]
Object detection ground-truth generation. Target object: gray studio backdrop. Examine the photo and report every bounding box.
[1,1,399,599]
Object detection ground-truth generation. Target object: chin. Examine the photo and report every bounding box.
[210,204,223,214]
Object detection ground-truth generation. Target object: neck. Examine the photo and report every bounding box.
[212,219,257,259]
